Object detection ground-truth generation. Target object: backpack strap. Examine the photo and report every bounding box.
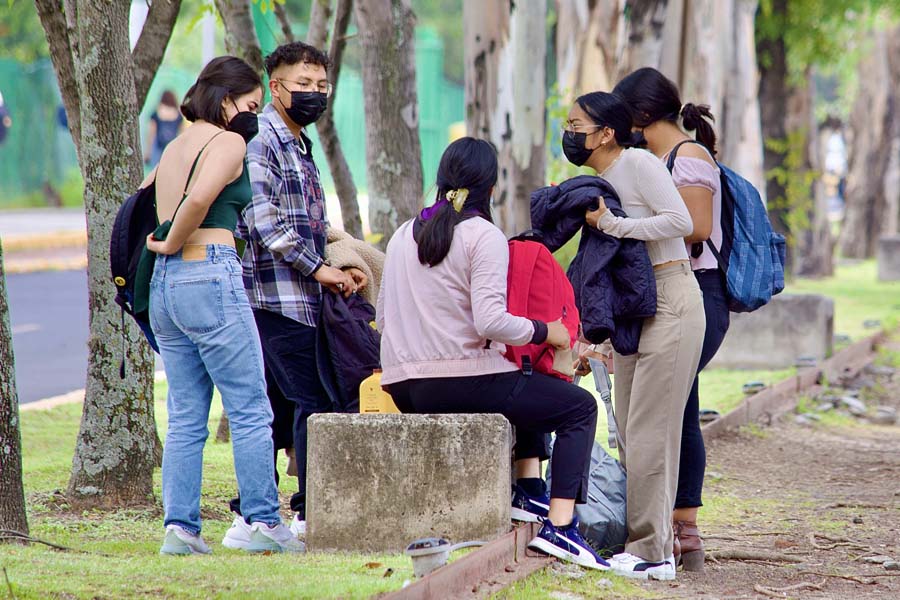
[665,139,728,269]
[161,131,226,224]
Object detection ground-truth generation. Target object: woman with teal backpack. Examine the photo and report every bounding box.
[140,56,303,555]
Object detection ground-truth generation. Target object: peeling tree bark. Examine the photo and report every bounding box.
[65,0,159,506]
[215,0,265,74]
[309,0,364,238]
[355,0,423,247]
[464,0,547,236]
[35,0,178,507]
[555,0,624,101]
[839,27,900,258]
[0,238,29,538]
[133,0,184,108]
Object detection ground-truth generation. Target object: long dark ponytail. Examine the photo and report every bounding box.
[612,67,718,156]
[414,137,497,267]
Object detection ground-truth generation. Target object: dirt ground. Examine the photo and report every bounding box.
[628,348,900,599]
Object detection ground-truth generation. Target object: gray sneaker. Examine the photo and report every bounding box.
[247,522,307,553]
[160,524,213,555]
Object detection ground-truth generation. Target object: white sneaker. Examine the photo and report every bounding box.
[247,522,307,553]
[221,514,252,550]
[289,514,307,538]
[160,524,212,555]
[609,552,675,581]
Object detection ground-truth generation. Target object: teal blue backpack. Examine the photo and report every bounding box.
[667,140,785,312]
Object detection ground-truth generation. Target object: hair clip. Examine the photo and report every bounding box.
[445,188,469,213]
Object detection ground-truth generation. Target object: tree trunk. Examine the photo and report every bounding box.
[719,0,765,193]
[215,0,265,74]
[838,28,894,259]
[66,0,159,506]
[791,71,832,277]
[464,0,547,236]
[308,0,333,49]
[0,238,29,538]
[274,1,295,42]
[36,0,166,507]
[355,0,423,247]
[555,0,623,102]
[756,0,792,257]
[619,0,679,78]
[132,0,183,109]
[310,0,364,239]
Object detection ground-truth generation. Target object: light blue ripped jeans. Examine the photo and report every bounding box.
[150,244,280,534]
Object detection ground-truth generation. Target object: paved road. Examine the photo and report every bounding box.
[8,269,161,404]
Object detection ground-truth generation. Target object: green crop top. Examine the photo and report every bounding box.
[198,160,251,232]
[132,132,249,316]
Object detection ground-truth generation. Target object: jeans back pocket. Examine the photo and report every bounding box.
[169,277,227,333]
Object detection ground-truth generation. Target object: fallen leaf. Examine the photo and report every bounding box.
[364,562,382,569]
[383,568,394,578]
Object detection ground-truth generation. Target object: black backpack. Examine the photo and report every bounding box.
[110,181,160,357]
[110,132,225,370]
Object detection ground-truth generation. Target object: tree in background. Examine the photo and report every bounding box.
[215,0,266,73]
[0,238,28,538]
[354,0,423,247]
[307,0,364,239]
[839,23,900,258]
[756,0,899,274]
[463,0,547,236]
[34,0,181,507]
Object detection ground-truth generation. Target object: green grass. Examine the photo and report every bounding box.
[786,260,900,341]
[8,391,414,600]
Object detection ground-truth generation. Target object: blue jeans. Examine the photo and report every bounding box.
[150,244,281,534]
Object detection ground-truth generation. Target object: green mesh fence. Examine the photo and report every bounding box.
[0,27,463,207]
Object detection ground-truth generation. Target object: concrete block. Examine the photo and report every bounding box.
[707,293,834,370]
[877,235,900,281]
[306,413,511,553]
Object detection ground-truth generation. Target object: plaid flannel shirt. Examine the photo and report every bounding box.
[236,104,328,327]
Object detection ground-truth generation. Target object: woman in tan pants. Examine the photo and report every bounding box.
[562,91,705,581]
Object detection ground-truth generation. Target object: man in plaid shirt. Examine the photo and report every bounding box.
[232,42,357,544]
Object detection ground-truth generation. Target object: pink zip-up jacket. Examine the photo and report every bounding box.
[376,218,536,386]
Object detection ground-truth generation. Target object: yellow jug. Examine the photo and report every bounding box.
[359,369,400,414]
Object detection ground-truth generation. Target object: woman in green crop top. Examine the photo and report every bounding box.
[141,56,304,556]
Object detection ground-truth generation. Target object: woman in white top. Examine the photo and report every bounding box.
[562,91,705,580]
[614,67,728,573]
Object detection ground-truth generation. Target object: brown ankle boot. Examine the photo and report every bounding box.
[674,520,704,572]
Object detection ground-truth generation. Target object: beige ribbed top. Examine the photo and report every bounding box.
[597,148,692,265]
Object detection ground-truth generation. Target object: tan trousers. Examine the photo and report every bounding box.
[614,262,705,561]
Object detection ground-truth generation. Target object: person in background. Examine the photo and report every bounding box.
[145,89,185,166]
[564,91,705,580]
[0,90,12,146]
[143,56,303,555]
[377,137,605,571]
[613,67,727,573]
[222,41,358,549]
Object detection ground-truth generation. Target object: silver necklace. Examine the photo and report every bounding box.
[599,148,625,177]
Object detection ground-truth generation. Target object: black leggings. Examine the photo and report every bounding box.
[676,269,730,508]
[389,371,598,503]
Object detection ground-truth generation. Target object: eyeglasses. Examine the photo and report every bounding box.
[278,78,333,97]
[561,124,602,135]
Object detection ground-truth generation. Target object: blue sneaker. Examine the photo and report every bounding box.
[527,517,610,570]
[511,484,550,523]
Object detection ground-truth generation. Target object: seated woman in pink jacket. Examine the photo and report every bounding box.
[376,137,603,570]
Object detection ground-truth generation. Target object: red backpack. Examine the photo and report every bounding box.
[503,232,580,381]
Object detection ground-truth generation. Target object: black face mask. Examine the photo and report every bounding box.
[562,130,594,167]
[227,110,259,143]
[279,84,328,127]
